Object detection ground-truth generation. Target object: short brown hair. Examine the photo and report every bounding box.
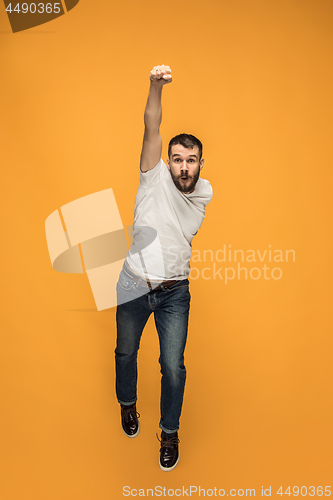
[168,133,203,161]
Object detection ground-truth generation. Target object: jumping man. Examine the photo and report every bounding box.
[115,64,213,471]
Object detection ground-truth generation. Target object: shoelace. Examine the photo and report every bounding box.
[156,433,180,448]
[122,406,140,423]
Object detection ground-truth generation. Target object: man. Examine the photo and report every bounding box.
[115,64,213,471]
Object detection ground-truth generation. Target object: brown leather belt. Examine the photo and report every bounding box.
[124,263,178,291]
[132,275,178,290]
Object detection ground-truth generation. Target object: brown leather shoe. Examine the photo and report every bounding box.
[158,431,180,471]
[120,404,140,438]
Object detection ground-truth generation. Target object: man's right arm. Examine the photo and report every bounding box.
[140,65,172,173]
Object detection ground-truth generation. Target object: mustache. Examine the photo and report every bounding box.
[179,171,191,179]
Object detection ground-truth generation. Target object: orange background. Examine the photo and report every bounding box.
[1,0,332,498]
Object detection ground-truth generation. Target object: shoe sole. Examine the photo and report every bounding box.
[159,454,179,472]
[122,421,140,438]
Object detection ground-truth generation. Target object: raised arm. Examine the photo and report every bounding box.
[140,64,172,173]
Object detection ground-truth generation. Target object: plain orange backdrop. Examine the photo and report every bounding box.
[1,1,332,499]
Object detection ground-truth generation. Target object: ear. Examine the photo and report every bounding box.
[199,158,205,170]
[166,157,171,170]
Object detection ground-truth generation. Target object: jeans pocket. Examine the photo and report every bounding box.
[118,270,135,291]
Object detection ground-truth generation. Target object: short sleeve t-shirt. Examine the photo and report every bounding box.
[126,158,213,280]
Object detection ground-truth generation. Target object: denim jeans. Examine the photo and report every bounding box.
[115,262,191,433]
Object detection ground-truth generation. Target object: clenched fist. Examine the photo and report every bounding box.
[150,64,172,86]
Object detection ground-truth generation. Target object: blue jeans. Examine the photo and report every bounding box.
[115,262,191,433]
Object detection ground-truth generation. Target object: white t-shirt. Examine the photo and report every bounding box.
[126,158,213,280]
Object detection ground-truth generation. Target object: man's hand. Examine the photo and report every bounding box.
[150,65,172,86]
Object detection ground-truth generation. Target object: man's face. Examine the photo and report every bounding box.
[167,144,204,194]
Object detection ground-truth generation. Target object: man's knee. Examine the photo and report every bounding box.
[160,357,186,381]
[115,345,140,359]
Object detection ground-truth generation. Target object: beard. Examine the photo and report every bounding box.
[169,168,200,193]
